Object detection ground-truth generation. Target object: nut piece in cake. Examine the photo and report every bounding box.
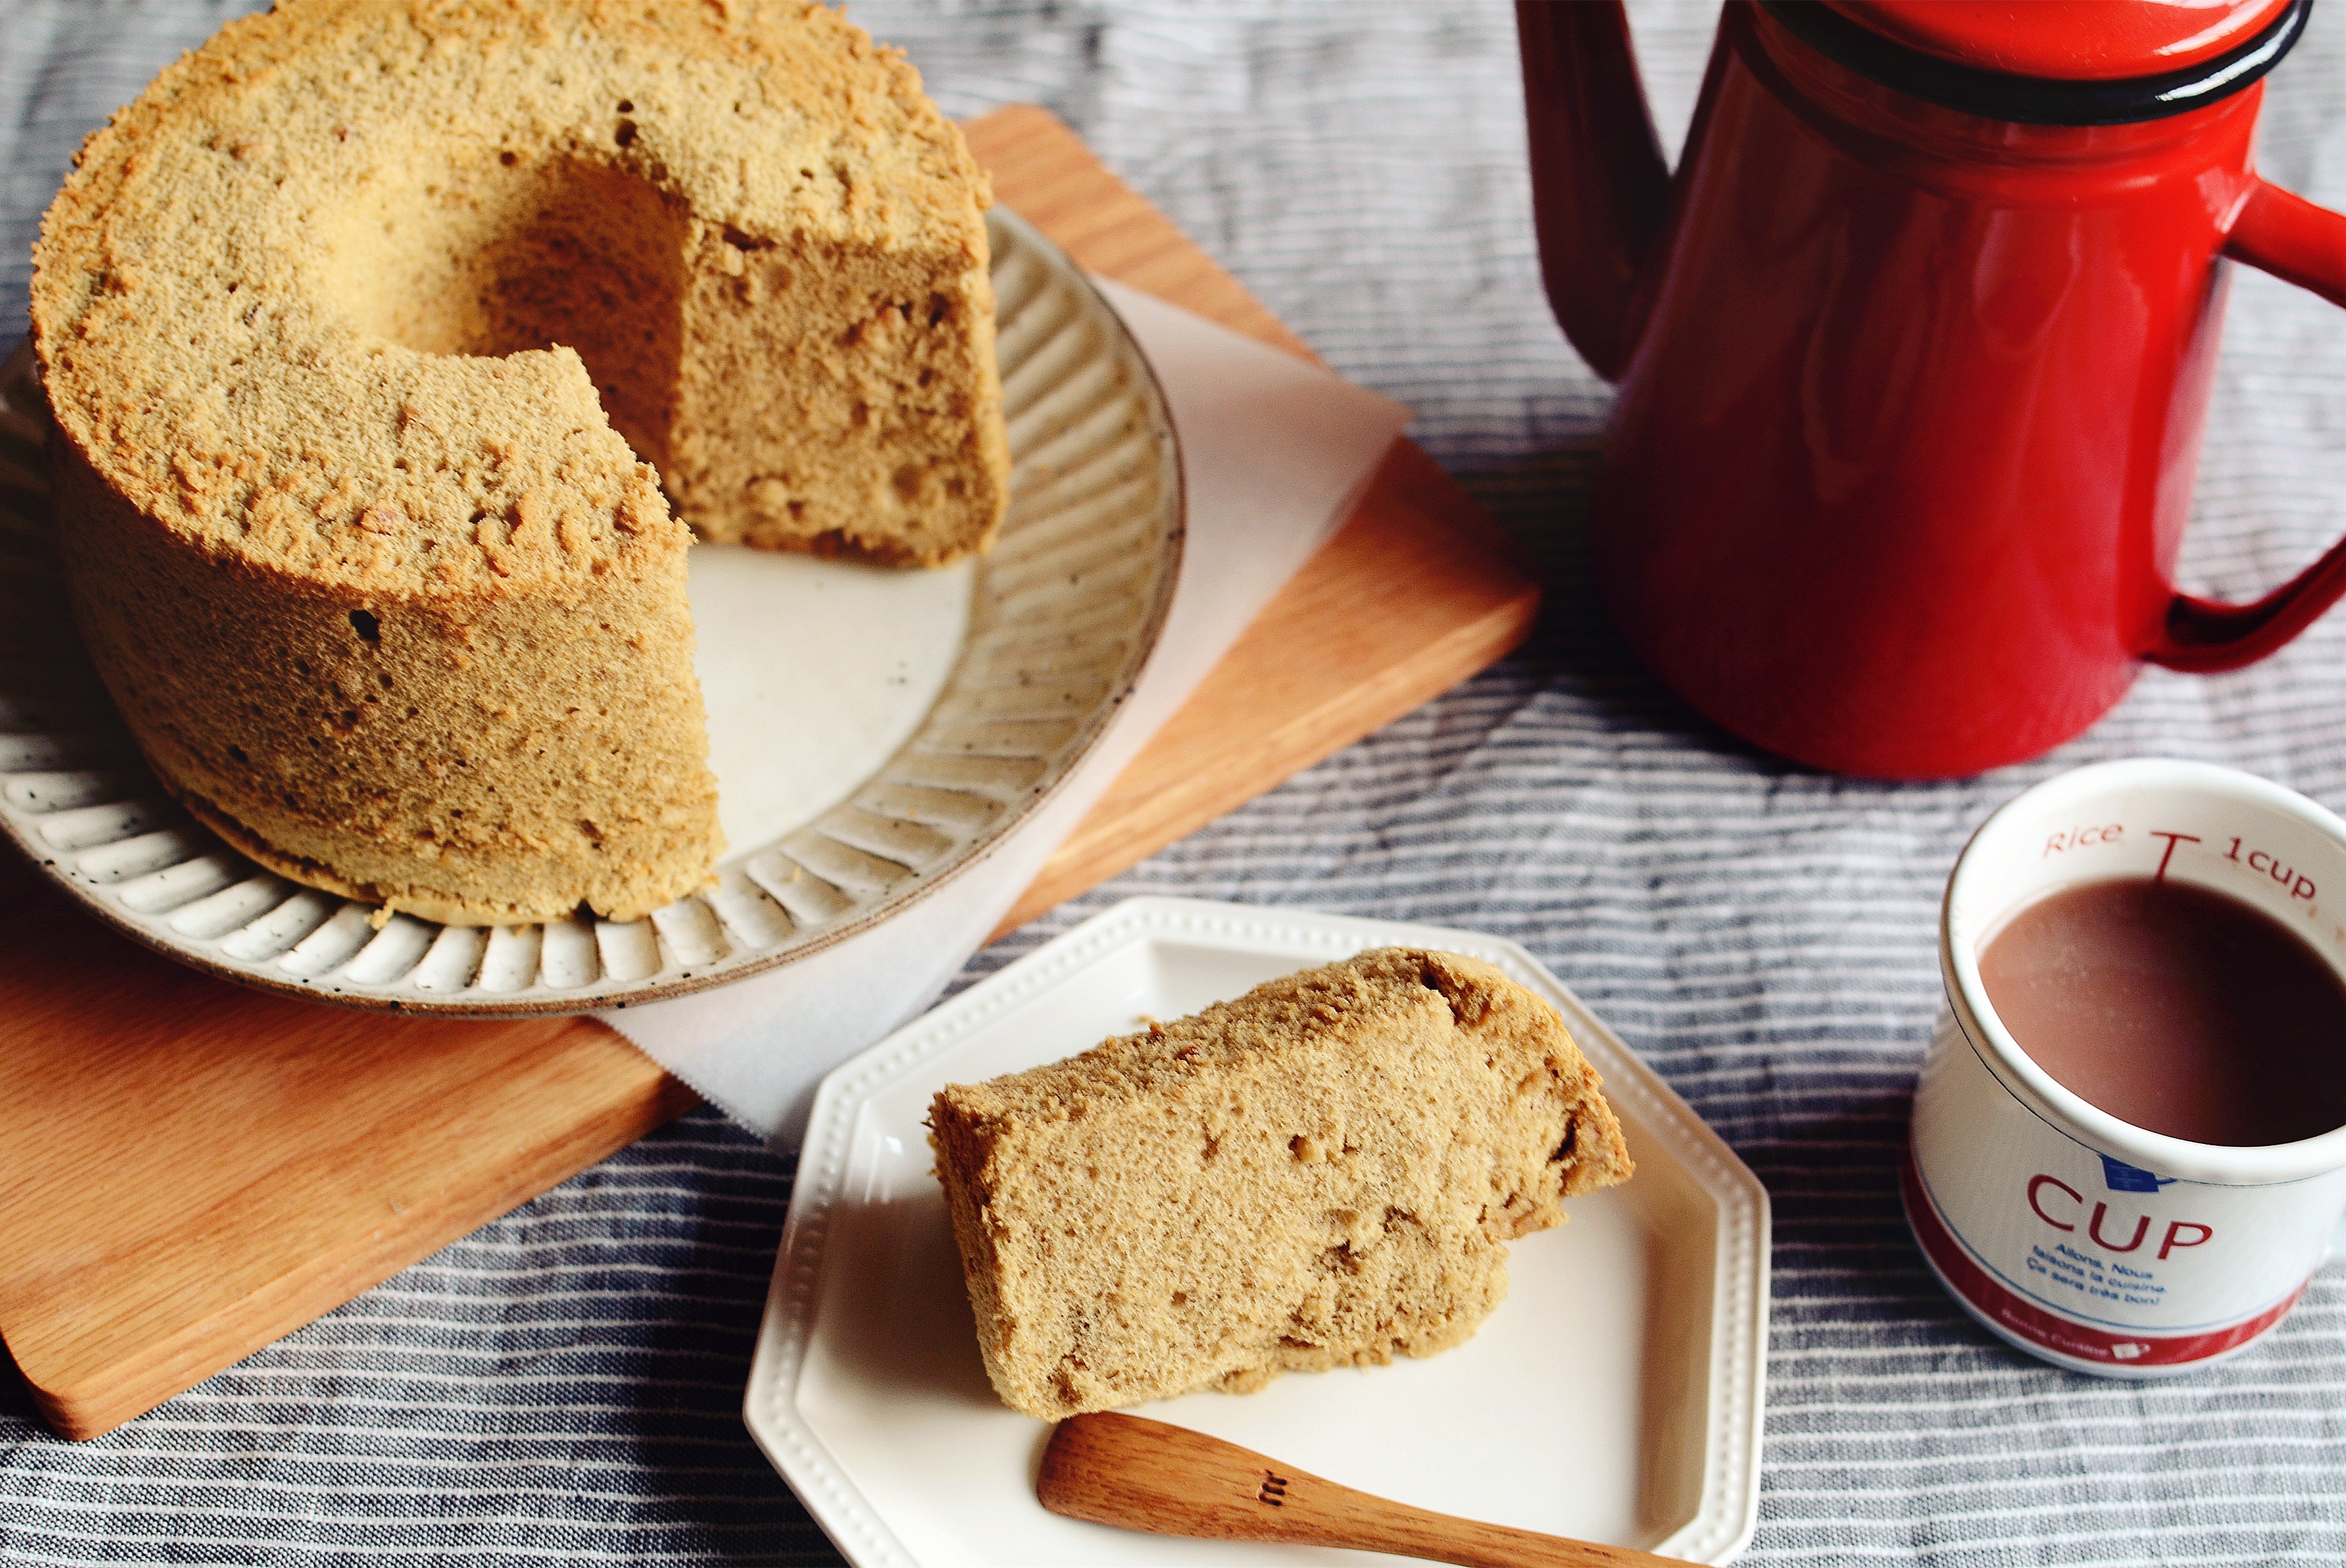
[928,947,1634,1419]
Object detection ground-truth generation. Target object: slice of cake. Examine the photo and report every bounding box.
[929,947,1634,1419]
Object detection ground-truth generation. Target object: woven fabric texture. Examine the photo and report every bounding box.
[7,2,2346,1563]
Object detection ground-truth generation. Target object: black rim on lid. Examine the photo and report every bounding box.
[1758,0,2311,126]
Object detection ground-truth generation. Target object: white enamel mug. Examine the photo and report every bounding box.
[1907,759,2346,1377]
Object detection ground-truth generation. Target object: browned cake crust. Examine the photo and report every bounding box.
[929,947,1635,1420]
[29,0,1010,924]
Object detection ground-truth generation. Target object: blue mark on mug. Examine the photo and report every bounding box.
[2101,1155,2175,1193]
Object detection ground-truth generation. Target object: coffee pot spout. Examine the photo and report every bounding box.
[1516,0,1672,382]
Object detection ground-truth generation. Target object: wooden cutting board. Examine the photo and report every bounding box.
[0,106,1538,1441]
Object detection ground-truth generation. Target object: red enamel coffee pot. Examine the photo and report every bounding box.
[1520,0,2346,778]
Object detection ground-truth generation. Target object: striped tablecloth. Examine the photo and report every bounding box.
[7,3,2346,1562]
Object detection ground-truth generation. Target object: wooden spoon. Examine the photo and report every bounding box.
[1037,1411,1696,1567]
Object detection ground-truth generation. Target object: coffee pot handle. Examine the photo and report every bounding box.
[2141,179,2346,673]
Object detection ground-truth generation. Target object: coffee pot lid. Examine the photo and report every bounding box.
[1821,0,2292,81]
[1778,0,2309,123]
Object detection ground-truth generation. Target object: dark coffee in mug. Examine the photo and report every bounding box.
[1980,876,2346,1147]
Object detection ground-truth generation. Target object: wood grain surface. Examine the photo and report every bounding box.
[0,105,1536,1441]
[964,107,1539,928]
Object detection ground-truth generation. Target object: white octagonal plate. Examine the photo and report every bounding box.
[0,206,1181,1015]
[746,896,1769,1565]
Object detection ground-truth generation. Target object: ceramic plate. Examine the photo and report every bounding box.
[745,897,1769,1565]
[0,208,1183,1015]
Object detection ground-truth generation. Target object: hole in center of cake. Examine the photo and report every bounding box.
[313,152,689,471]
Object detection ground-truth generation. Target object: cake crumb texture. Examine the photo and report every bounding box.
[928,947,1636,1419]
[29,0,1010,924]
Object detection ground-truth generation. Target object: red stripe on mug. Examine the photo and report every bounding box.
[1901,1147,2303,1367]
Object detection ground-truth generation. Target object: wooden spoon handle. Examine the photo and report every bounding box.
[1037,1412,1693,1568]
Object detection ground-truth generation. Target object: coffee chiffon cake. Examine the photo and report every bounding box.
[30,0,1008,924]
[928,948,1635,1419]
